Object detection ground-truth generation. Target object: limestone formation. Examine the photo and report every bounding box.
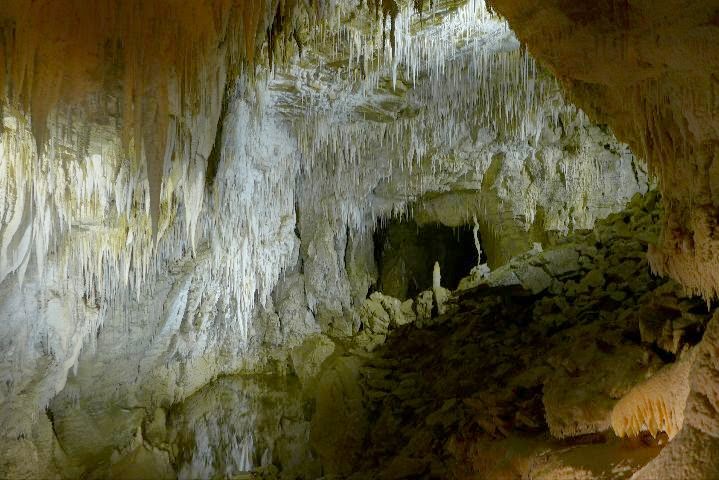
[350,192,712,479]
[611,349,695,441]
[0,1,715,479]
[487,0,719,299]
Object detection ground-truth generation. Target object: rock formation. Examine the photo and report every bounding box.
[0,0,716,478]
[487,0,719,297]
[484,1,719,475]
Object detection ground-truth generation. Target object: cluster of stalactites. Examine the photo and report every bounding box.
[0,81,301,342]
[0,0,586,339]
[611,349,695,441]
[0,107,164,299]
[0,0,419,297]
[289,0,583,235]
[0,0,316,238]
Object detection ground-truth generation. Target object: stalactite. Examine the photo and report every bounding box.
[611,349,695,441]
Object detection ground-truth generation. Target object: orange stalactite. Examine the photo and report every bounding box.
[611,349,695,441]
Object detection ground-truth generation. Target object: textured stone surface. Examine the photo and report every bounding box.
[488,0,719,298]
[484,2,719,475]
[290,334,336,388]
[2,191,706,479]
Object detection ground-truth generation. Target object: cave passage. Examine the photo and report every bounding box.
[374,218,481,299]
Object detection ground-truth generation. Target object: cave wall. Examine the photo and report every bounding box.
[141,190,713,480]
[487,0,719,297]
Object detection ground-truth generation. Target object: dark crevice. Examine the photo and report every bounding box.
[373,218,480,300]
[206,77,236,188]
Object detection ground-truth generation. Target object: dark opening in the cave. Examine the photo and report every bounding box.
[373,218,481,299]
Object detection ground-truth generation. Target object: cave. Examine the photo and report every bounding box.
[1,1,718,479]
[374,219,481,299]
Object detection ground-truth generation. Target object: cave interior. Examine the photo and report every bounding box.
[0,0,718,479]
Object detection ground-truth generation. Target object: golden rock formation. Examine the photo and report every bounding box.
[0,0,294,232]
[611,349,695,440]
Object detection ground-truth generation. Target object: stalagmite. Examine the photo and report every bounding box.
[473,215,483,264]
[432,260,450,315]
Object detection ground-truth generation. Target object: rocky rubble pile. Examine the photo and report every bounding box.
[344,191,715,479]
